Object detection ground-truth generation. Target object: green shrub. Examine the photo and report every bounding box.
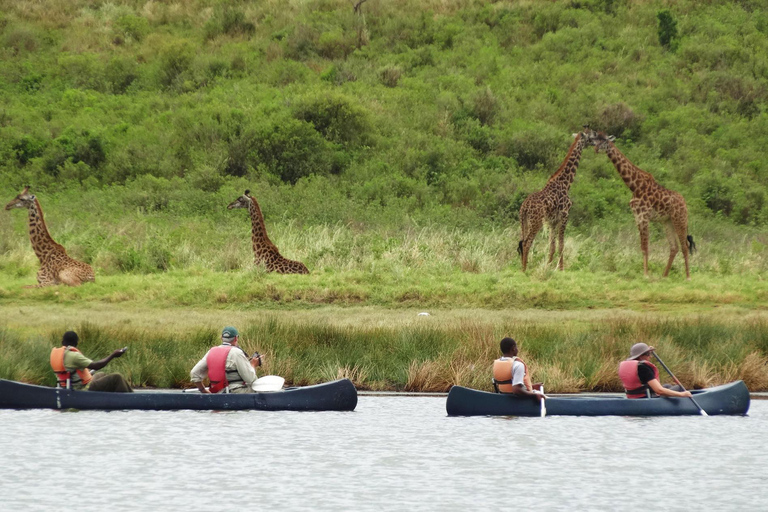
[293,94,374,148]
[657,10,679,51]
[114,15,150,44]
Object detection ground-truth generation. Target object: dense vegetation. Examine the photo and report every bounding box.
[2,0,767,231]
[2,312,767,392]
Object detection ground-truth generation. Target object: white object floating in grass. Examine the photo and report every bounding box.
[418,312,431,316]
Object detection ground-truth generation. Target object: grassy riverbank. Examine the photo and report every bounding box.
[2,304,767,393]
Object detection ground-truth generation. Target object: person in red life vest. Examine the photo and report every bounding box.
[50,331,132,392]
[618,343,692,399]
[190,326,264,394]
[492,337,545,403]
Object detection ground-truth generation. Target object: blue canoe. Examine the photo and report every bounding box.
[446,380,750,417]
[0,378,357,412]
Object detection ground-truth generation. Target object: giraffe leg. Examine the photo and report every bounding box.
[636,221,650,277]
[521,217,543,272]
[662,222,679,278]
[26,268,57,288]
[675,222,691,280]
[547,222,557,265]
[557,215,569,271]
[58,268,83,286]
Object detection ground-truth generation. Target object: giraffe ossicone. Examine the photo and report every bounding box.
[584,128,694,280]
[227,189,310,275]
[5,186,95,287]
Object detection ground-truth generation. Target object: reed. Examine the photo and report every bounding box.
[2,312,766,392]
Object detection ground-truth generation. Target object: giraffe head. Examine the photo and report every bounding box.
[227,190,252,210]
[5,186,35,211]
[583,129,616,154]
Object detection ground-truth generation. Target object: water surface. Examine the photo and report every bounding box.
[1,397,766,511]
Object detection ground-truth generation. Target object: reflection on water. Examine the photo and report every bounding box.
[1,397,767,511]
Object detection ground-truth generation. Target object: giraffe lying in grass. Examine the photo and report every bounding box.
[227,189,310,274]
[5,186,95,287]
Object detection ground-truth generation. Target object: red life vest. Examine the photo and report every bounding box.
[618,360,660,399]
[50,346,93,389]
[492,357,532,393]
[207,345,234,393]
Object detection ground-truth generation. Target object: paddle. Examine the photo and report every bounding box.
[652,352,708,417]
[539,384,546,418]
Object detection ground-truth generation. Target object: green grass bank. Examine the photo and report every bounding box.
[2,305,767,393]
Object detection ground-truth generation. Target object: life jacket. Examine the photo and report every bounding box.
[492,356,532,393]
[618,360,660,399]
[50,346,93,389]
[206,345,246,393]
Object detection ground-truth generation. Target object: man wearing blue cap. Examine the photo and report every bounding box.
[190,326,264,394]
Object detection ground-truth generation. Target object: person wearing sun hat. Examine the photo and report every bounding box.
[618,343,692,399]
[190,326,265,394]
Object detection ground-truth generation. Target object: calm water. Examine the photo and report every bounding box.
[1,396,767,511]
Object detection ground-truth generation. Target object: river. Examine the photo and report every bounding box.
[1,396,766,511]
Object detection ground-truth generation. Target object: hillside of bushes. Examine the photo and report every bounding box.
[1,0,766,279]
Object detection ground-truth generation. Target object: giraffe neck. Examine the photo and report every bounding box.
[605,144,655,195]
[546,135,585,192]
[27,198,64,261]
[247,197,277,256]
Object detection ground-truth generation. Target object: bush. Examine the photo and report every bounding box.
[113,15,150,44]
[379,66,402,87]
[293,95,374,148]
[247,119,347,184]
[204,7,255,40]
[591,102,644,139]
[657,10,679,51]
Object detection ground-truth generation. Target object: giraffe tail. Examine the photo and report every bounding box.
[687,235,696,254]
[517,240,523,256]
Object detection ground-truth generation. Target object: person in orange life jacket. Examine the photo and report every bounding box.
[618,343,692,399]
[50,331,132,392]
[492,337,545,402]
[190,326,264,394]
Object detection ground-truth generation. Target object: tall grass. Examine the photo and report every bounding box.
[2,313,766,392]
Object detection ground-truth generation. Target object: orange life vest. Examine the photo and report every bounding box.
[50,346,93,389]
[207,345,234,393]
[618,360,660,399]
[493,357,532,393]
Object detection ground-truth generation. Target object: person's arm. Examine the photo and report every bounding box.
[510,384,545,401]
[87,348,127,371]
[510,361,544,401]
[647,379,692,398]
[234,351,258,386]
[190,356,210,393]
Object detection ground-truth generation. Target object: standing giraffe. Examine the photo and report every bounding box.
[585,129,695,279]
[518,130,588,271]
[4,186,95,287]
[227,190,309,274]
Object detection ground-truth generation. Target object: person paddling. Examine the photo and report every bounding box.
[492,337,545,403]
[618,343,692,399]
[190,326,264,394]
[51,331,132,392]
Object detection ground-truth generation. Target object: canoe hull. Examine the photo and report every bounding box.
[446,380,750,417]
[0,378,357,412]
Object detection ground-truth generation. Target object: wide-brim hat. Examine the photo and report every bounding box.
[628,342,655,360]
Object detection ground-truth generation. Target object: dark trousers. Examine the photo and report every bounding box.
[89,373,133,393]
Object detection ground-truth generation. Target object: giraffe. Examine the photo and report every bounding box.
[517,130,588,271]
[585,129,695,279]
[4,186,95,287]
[227,190,310,274]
